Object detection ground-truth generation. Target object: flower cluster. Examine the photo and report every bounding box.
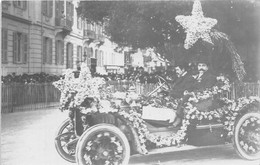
[239,116,260,154]
[223,96,260,137]
[185,75,231,103]
[138,95,179,110]
[53,63,107,111]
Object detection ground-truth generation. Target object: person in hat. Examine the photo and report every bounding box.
[169,62,197,99]
[168,62,198,127]
[170,57,217,127]
[193,57,217,92]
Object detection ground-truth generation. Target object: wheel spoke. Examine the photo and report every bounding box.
[237,115,260,156]
[82,131,125,164]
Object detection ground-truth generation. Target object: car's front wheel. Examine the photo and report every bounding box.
[233,110,260,160]
[76,124,130,165]
[54,118,77,163]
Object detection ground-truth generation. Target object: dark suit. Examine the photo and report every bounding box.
[169,72,196,99]
[167,72,196,118]
[193,71,217,92]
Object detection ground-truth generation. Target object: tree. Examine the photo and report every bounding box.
[77,0,260,80]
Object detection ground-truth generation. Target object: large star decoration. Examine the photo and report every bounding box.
[175,0,218,49]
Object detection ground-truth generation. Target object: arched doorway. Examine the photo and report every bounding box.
[66,43,73,69]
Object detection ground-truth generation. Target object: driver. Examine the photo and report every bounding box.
[168,63,197,127]
[169,63,196,99]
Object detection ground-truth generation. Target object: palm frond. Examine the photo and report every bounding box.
[211,29,246,81]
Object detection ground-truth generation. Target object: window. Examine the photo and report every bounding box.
[66,43,73,69]
[97,50,103,67]
[86,21,92,30]
[2,29,8,63]
[13,32,28,64]
[42,37,53,64]
[85,47,92,67]
[66,1,74,21]
[55,40,64,65]
[95,49,98,59]
[77,46,82,63]
[42,0,53,17]
[13,1,27,10]
[77,17,82,29]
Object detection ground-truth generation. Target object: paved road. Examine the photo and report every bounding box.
[1,108,260,165]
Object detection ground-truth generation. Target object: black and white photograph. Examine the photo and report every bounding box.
[1,0,260,165]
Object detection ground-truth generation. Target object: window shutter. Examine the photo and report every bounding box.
[13,32,17,64]
[42,1,47,15]
[61,41,64,65]
[77,46,80,62]
[13,1,17,7]
[71,3,74,24]
[23,1,27,10]
[2,29,8,63]
[1,30,4,62]
[55,40,58,65]
[80,47,82,62]
[66,2,70,20]
[55,1,60,17]
[50,1,53,17]
[42,37,46,64]
[70,44,73,68]
[23,33,28,63]
[49,39,53,64]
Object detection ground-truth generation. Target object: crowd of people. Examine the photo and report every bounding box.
[91,66,177,84]
[2,72,61,85]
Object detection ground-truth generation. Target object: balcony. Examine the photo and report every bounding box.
[2,1,11,11]
[55,18,72,36]
[96,34,105,43]
[84,30,96,40]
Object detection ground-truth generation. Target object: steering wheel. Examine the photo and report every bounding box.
[148,76,170,96]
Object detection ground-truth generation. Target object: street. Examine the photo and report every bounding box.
[1,108,260,165]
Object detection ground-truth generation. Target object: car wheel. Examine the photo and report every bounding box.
[76,124,130,165]
[233,111,260,160]
[54,118,76,163]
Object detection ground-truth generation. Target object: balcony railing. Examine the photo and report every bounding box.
[55,18,72,31]
[84,30,96,40]
[96,34,105,42]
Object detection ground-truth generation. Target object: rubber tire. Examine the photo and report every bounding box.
[54,118,76,163]
[233,112,260,160]
[76,124,130,165]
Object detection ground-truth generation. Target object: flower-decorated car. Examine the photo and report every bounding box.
[53,63,260,165]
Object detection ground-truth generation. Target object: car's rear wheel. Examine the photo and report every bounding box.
[76,124,130,165]
[233,111,260,160]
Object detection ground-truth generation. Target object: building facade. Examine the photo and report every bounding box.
[1,0,126,76]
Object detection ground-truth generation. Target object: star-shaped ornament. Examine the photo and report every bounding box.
[175,0,218,49]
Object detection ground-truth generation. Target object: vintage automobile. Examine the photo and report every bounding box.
[53,66,260,165]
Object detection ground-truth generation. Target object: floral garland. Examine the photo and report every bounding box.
[54,66,260,155]
[53,63,109,111]
[112,76,259,154]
